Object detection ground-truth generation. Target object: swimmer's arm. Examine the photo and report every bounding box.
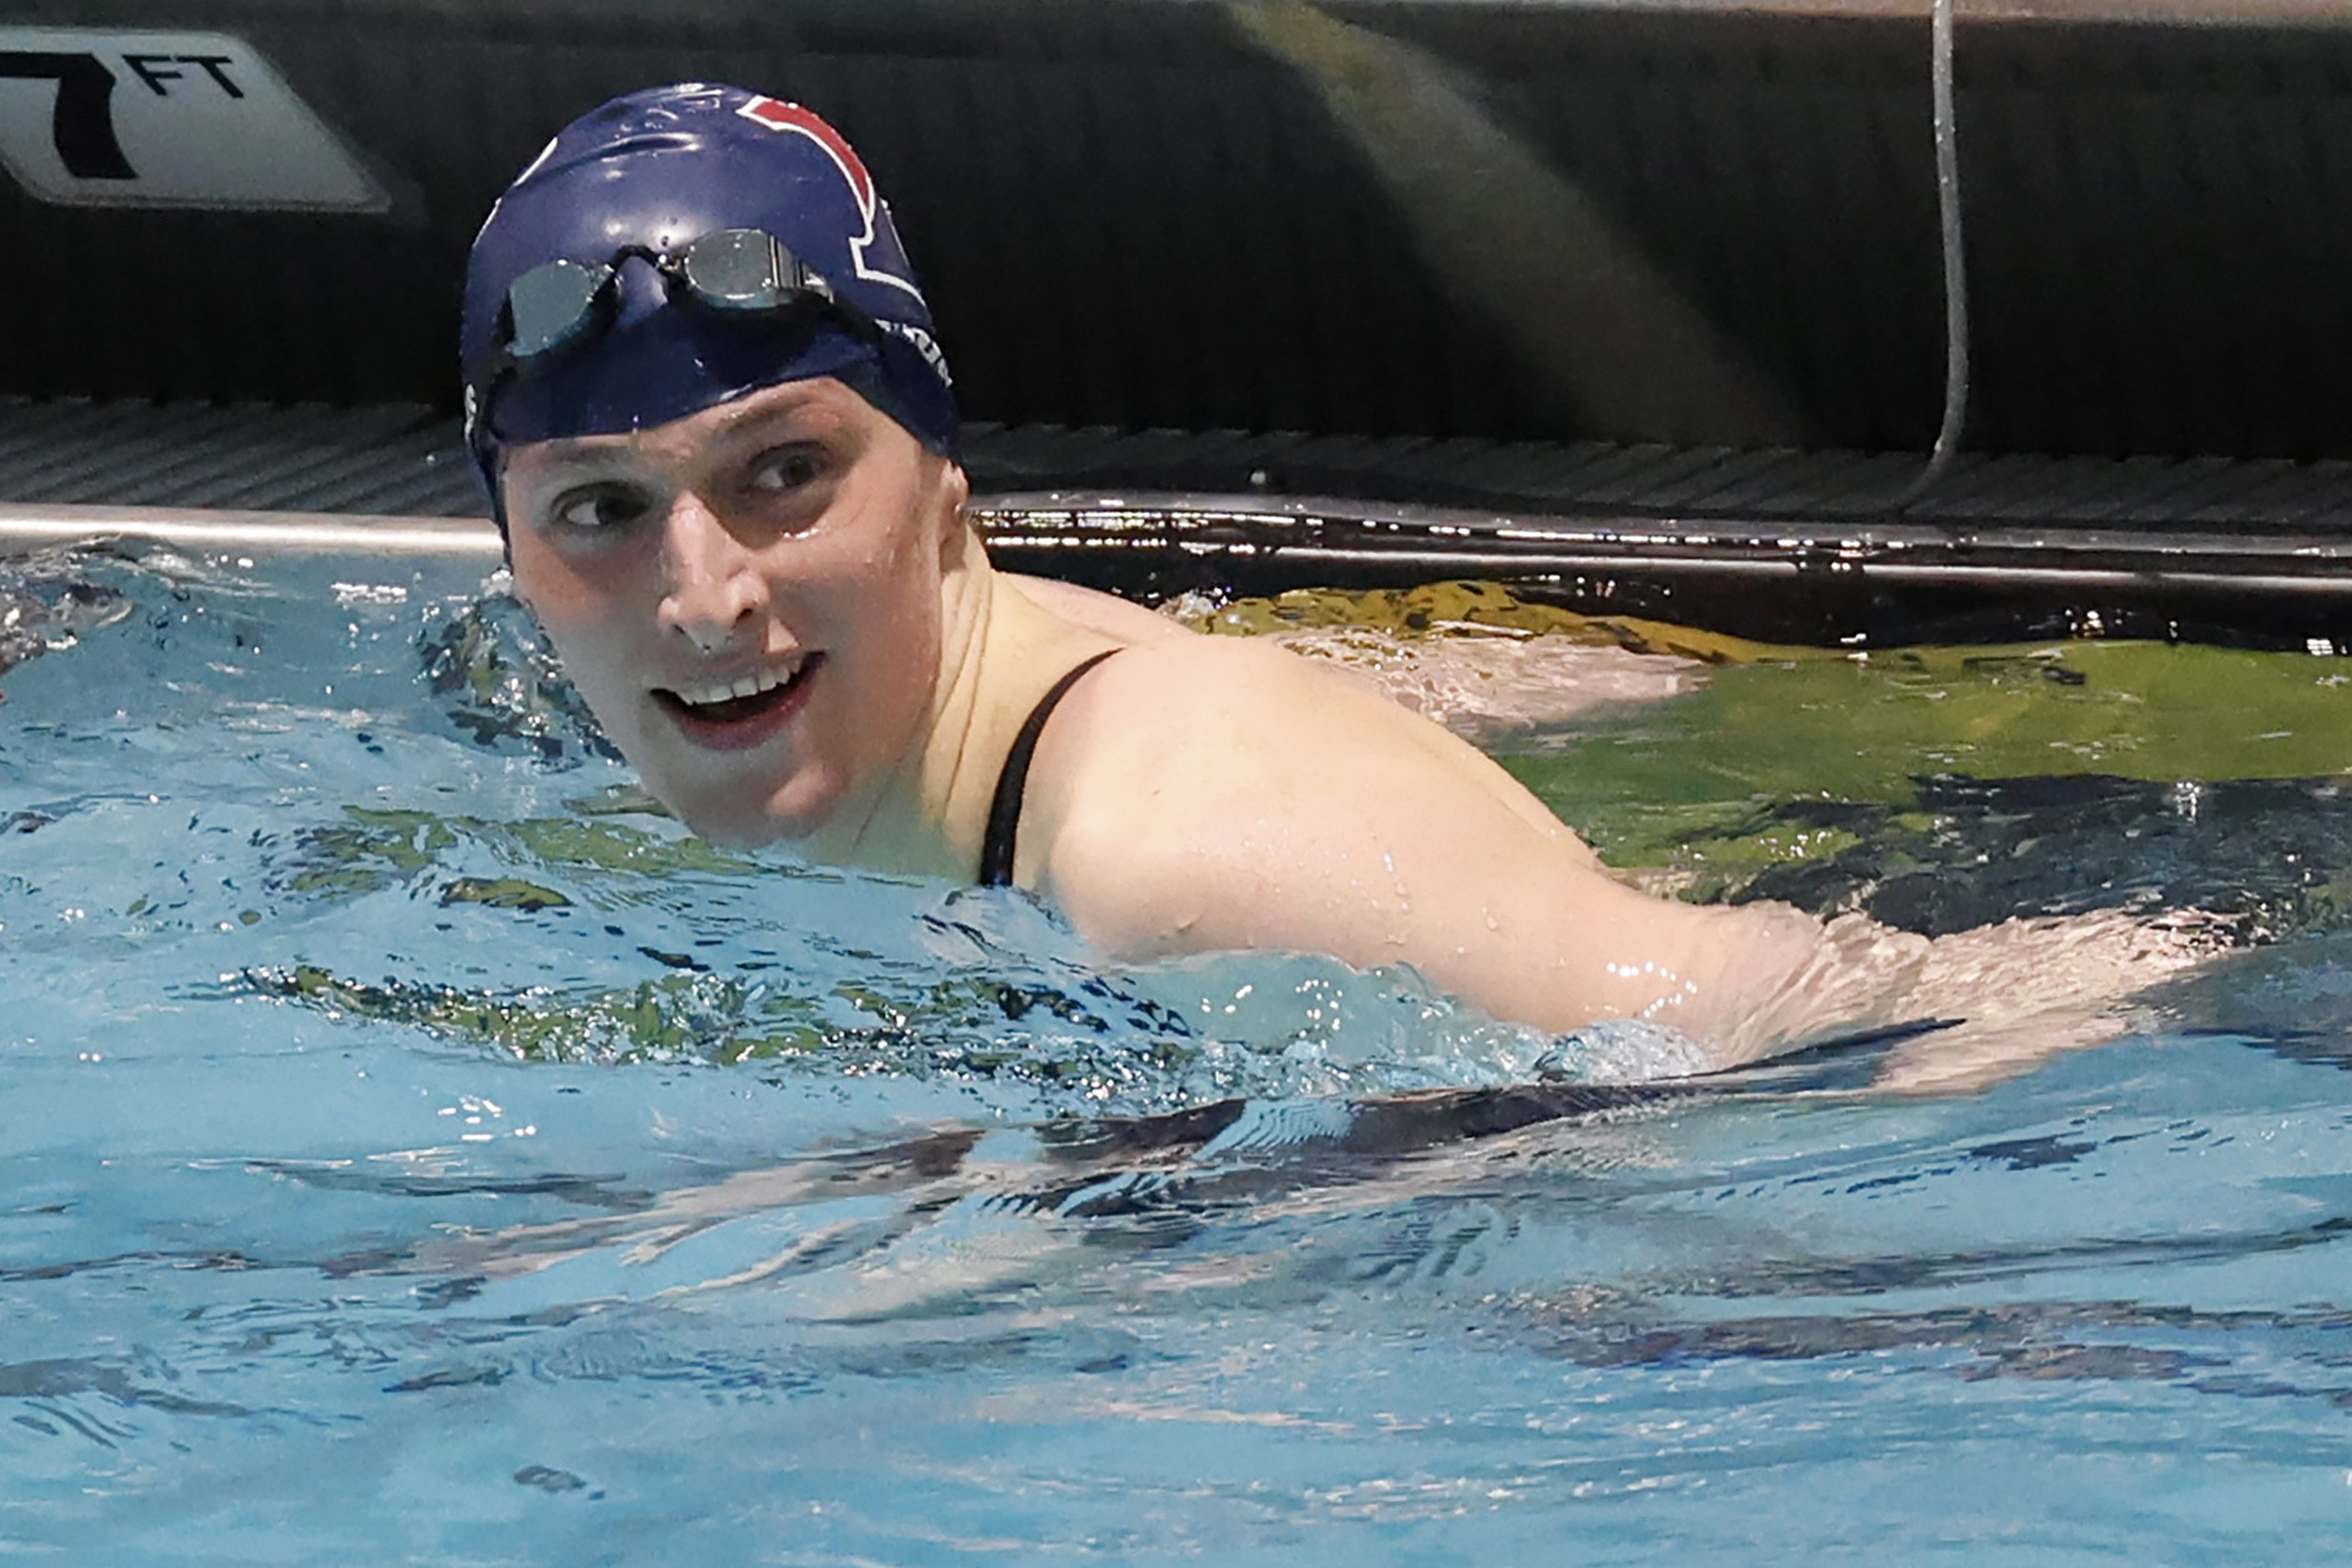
[1030,640,1893,1063]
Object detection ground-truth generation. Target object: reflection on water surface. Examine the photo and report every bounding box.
[1,546,2347,1563]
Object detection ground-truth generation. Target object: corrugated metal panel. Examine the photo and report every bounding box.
[0,399,483,516]
[5,2,2352,459]
[954,422,2352,533]
[7,397,2352,532]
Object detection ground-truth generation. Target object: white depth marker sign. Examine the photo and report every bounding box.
[0,27,387,212]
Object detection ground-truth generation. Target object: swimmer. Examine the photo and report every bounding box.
[463,84,2209,1075]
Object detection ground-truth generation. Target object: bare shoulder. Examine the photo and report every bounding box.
[1025,636,1404,847]
[1060,633,1407,765]
[1002,574,1192,646]
[1076,634,1572,805]
[1021,634,1597,952]
[1042,633,1575,843]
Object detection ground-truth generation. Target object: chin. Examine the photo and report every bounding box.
[665,782,834,852]
[680,814,781,851]
[667,796,789,850]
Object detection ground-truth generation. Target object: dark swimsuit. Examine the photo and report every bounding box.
[978,649,1120,888]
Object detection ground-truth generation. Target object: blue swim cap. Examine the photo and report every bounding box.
[461,83,958,504]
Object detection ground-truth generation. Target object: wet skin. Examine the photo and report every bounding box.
[501,377,2208,1068]
[501,377,1096,869]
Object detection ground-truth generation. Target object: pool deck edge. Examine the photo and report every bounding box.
[0,503,505,557]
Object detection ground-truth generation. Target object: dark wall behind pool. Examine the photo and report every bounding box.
[2,0,2350,463]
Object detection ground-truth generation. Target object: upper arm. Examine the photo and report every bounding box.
[1029,640,1836,1054]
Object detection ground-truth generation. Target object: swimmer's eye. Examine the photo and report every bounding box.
[744,443,828,497]
[545,485,650,533]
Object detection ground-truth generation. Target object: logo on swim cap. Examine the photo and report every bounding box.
[881,320,952,388]
[735,96,923,306]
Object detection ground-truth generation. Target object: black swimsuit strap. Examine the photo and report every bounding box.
[979,649,1120,888]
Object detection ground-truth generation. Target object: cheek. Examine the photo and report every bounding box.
[791,499,934,632]
[507,547,637,697]
[505,534,572,617]
[792,529,942,736]
[510,532,628,628]
[865,530,945,657]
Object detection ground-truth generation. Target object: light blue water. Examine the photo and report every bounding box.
[3,543,2350,1564]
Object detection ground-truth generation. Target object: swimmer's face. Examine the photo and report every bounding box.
[501,377,969,847]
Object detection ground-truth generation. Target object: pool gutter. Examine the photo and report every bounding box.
[976,494,2352,645]
[12,494,2352,647]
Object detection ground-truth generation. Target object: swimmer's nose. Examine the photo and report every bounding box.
[655,491,767,656]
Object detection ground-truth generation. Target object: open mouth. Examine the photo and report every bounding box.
[654,654,822,735]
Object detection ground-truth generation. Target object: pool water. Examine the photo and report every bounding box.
[4,543,2349,1563]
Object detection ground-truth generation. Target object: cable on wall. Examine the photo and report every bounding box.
[1897,0,1970,511]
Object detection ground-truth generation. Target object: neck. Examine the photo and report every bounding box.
[801,533,1113,882]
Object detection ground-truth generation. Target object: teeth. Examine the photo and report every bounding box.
[674,656,804,709]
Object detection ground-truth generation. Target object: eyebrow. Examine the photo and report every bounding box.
[515,385,851,479]
[506,441,637,483]
[709,394,852,454]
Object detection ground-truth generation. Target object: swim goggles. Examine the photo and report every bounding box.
[495,227,853,364]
